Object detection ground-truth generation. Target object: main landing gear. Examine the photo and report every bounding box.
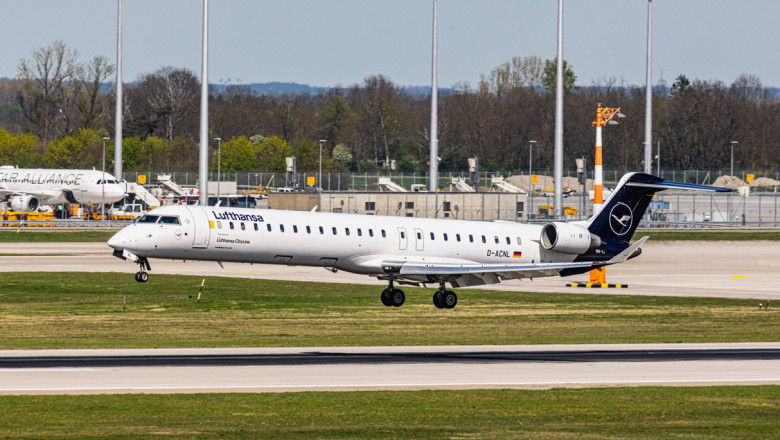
[380,280,405,307]
[379,280,458,309]
[433,283,457,309]
[134,257,151,283]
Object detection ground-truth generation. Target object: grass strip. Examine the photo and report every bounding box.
[0,230,116,242]
[0,387,778,439]
[0,272,776,349]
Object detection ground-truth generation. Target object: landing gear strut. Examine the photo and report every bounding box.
[380,279,405,307]
[433,283,457,309]
[134,257,150,283]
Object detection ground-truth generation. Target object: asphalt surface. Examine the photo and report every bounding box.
[1,241,778,394]
[1,344,779,395]
[1,240,779,299]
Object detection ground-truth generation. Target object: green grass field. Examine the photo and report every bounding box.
[0,272,776,349]
[1,387,778,439]
[0,229,117,242]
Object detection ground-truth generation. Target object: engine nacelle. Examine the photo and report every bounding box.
[9,195,39,212]
[540,222,602,255]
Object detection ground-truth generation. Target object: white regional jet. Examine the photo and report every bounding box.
[0,166,125,211]
[108,173,728,309]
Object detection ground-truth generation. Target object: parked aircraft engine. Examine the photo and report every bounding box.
[9,195,39,211]
[540,222,602,255]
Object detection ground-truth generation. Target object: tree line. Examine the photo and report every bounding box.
[0,43,777,176]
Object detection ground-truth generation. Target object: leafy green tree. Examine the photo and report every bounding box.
[0,129,41,167]
[671,74,691,96]
[254,136,292,172]
[542,59,577,93]
[213,136,255,173]
[43,128,101,168]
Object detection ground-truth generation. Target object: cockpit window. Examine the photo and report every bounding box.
[137,215,159,223]
[159,216,180,225]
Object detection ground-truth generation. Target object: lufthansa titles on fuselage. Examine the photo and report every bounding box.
[211,210,264,222]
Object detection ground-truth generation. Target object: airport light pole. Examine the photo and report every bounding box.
[730,140,738,220]
[528,140,536,212]
[102,137,110,221]
[319,139,327,190]
[215,137,221,202]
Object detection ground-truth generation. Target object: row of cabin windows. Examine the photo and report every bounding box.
[216,221,388,238]
[215,220,521,246]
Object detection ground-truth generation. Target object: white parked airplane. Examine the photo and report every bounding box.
[108,173,729,308]
[0,166,126,211]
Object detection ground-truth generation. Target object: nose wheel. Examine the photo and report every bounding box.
[134,257,151,283]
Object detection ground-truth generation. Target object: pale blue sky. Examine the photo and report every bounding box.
[2,0,778,88]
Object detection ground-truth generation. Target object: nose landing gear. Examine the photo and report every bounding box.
[134,257,151,283]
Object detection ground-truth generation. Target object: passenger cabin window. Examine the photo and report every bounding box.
[494,236,499,244]
[400,231,405,239]
[332,227,337,235]
[516,237,522,245]
[506,237,511,245]
[306,226,311,234]
[217,221,222,229]
[279,224,285,233]
[456,234,461,242]
[469,234,474,243]
[293,225,298,233]
[430,232,435,240]
[137,215,159,223]
[416,232,422,240]
[319,226,324,234]
[158,216,180,225]
[357,228,362,237]
[369,229,374,237]
[443,233,448,241]
[345,228,350,236]
[381,229,386,238]
[254,223,259,231]
[482,235,487,244]
[229,222,234,230]
[267,224,272,232]
[240,223,246,230]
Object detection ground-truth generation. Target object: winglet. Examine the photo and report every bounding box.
[608,236,648,265]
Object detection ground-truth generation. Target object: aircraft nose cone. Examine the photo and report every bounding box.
[108,227,130,250]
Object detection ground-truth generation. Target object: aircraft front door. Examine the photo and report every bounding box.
[414,228,424,251]
[398,227,408,250]
[189,207,211,248]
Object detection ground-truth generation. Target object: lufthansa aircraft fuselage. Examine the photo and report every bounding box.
[108,173,730,308]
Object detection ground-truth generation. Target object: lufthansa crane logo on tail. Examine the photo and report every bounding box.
[609,202,634,236]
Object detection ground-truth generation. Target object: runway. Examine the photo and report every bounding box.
[1,240,778,395]
[1,240,778,299]
[1,344,779,395]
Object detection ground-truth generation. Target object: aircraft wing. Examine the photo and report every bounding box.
[0,188,69,200]
[396,259,609,287]
[393,239,648,288]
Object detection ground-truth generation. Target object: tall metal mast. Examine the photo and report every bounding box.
[428,0,439,192]
[644,0,653,174]
[553,0,564,217]
[113,0,123,180]
[198,0,209,205]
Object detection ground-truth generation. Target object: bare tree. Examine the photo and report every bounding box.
[77,55,115,130]
[16,41,80,146]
